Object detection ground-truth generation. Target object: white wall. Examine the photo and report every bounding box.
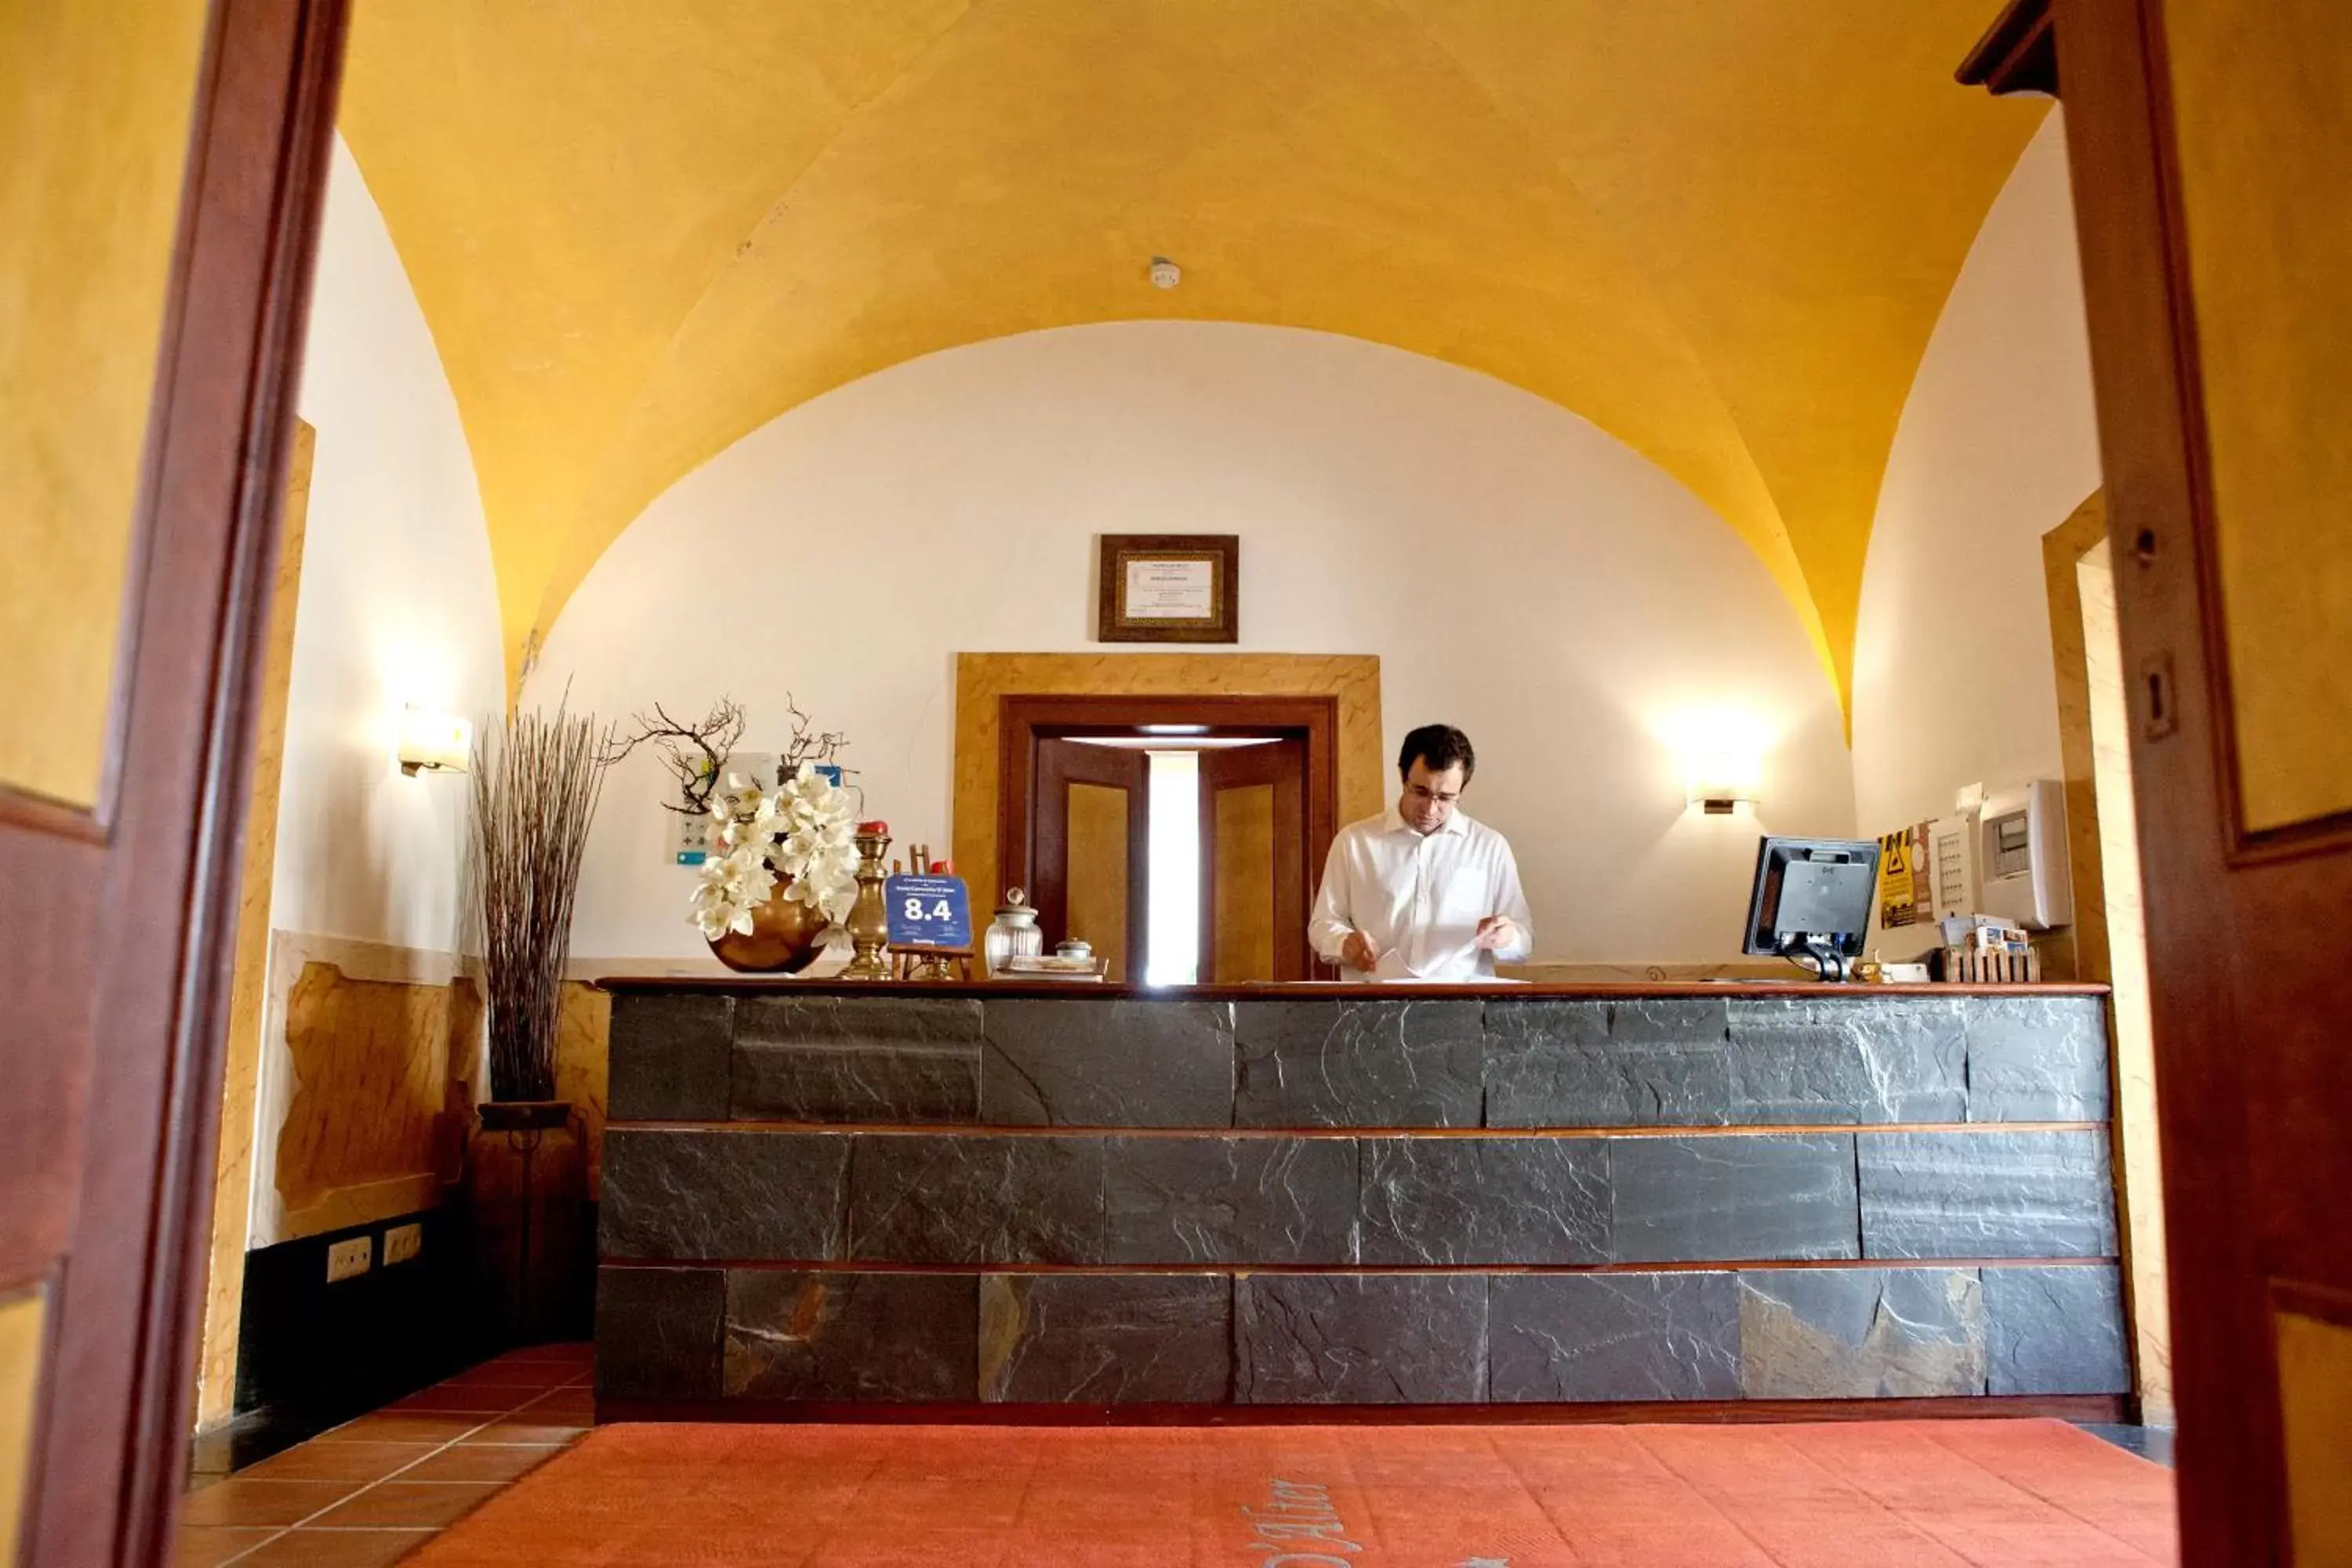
[529,321,1853,965]
[1851,112,2102,834]
[272,136,503,953]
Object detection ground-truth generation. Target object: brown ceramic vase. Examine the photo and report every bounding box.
[707,884,831,973]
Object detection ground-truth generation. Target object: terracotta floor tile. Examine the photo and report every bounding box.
[400,1444,564,1484]
[464,1419,584,1446]
[440,1363,574,1391]
[490,1342,591,1365]
[313,1483,504,1529]
[390,1420,2178,1568]
[510,1389,593,1420]
[173,1525,279,1567]
[240,1441,438,1485]
[525,1390,586,1409]
[321,1414,485,1446]
[178,1479,351,1528]
[383,1388,529,1416]
[238,1527,438,1567]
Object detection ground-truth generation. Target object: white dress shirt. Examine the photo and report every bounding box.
[1308,806,1534,981]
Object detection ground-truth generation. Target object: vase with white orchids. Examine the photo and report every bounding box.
[690,762,860,942]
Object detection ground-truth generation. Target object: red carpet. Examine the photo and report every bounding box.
[407,1419,2175,1566]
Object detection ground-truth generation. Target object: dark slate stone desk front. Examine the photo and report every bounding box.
[595,982,2130,1416]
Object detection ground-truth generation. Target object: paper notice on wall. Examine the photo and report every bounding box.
[1876,823,1933,927]
[1123,557,1217,619]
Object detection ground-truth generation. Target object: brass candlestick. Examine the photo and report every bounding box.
[842,823,894,981]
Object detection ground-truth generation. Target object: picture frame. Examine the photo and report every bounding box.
[1094,534,1239,644]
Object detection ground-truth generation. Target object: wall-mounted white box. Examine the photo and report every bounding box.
[325,1236,373,1283]
[1979,779,2072,931]
[382,1221,423,1267]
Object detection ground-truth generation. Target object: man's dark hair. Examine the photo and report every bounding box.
[1397,724,1475,782]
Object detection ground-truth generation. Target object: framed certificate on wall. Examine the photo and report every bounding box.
[1095,534,1239,643]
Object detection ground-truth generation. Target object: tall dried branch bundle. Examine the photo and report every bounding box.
[607,697,745,816]
[471,703,615,1102]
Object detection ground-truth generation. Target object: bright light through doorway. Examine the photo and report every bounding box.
[1145,750,1200,985]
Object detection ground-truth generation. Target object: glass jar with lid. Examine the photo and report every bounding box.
[983,887,1044,978]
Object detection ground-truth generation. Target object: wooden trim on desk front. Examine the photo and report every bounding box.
[597,977,2110,999]
[608,1120,2111,1140]
[598,1394,2126,1428]
[601,1257,2122,1276]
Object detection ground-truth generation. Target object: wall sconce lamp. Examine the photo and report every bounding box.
[397,706,471,777]
[1685,750,1763,815]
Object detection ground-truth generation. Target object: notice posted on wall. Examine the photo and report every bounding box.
[1123,557,1217,619]
[1876,823,1931,928]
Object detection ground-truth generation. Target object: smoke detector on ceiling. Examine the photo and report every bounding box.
[1149,256,1181,289]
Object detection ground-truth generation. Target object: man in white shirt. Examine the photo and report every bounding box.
[1308,724,1533,981]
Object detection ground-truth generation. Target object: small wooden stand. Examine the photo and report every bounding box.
[893,943,975,982]
[1933,946,2042,982]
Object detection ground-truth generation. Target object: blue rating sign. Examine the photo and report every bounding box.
[885,875,972,949]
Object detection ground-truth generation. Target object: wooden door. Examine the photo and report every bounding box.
[2049,0,2352,1557]
[993,695,1345,971]
[1197,741,1309,982]
[1029,740,1149,982]
[0,0,347,1561]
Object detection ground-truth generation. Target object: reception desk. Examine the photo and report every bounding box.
[594,981,2129,1418]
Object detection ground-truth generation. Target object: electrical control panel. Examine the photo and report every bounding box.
[1978,779,2072,931]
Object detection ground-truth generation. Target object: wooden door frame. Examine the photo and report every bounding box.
[2049,5,2288,1555]
[2042,497,2173,1429]
[1975,0,2352,1554]
[0,0,348,1559]
[996,694,1341,939]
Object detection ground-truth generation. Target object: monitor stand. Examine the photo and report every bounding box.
[1778,935,1853,982]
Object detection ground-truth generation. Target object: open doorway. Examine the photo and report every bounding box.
[2044,492,2172,1429]
[1041,735,1304,985]
[999,695,1342,983]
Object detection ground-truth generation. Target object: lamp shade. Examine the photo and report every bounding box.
[1684,749,1762,815]
[397,706,472,775]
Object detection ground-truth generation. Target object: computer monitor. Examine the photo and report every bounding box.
[1741,836,1881,981]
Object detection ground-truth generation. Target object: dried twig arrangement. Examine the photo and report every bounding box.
[471,701,615,1102]
[607,697,746,817]
[777,691,851,779]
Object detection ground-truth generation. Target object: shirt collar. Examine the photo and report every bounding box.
[1386,804,1470,838]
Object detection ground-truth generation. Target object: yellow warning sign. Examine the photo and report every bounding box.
[1877,824,1929,928]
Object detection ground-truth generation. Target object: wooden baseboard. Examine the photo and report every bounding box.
[595,1394,2125,1428]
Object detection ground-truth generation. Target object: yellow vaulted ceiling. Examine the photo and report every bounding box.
[337,1,2044,707]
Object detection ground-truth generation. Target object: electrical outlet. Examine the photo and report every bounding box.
[325,1235,373,1283]
[383,1221,423,1267]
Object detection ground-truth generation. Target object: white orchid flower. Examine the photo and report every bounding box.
[688,751,859,938]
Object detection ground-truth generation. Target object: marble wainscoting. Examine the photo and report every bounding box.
[239,933,614,1253]
[199,933,613,1451]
